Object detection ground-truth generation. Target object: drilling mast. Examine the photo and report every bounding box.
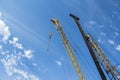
[70,14,120,80]
[50,19,85,80]
[87,34,120,80]
[69,14,107,80]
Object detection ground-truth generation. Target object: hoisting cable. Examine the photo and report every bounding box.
[71,41,101,80]
[62,61,69,80]
[47,32,52,52]
[67,32,101,80]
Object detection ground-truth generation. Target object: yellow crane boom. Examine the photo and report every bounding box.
[50,19,85,80]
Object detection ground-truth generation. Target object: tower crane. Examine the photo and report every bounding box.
[50,19,85,80]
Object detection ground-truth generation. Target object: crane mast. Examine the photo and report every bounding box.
[87,34,120,80]
[50,19,85,80]
[69,13,120,80]
[69,14,107,80]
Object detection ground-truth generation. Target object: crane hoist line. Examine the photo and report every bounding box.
[50,19,85,80]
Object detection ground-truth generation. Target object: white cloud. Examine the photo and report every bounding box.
[1,54,20,76]
[117,65,120,68]
[113,11,118,14]
[15,69,40,80]
[97,37,104,44]
[9,37,23,50]
[32,63,38,67]
[56,60,62,67]
[99,25,104,28]
[1,52,5,55]
[100,32,106,37]
[24,50,33,59]
[89,20,96,25]
[60,57,64,61]
[116,45,120,51]
[0,12,39,80]
[13,37,18,43]
[15,43,23,50]
[0,52,39,80]
[114,3,119,6]
[0,45,2,50]
[108,39,114,45]
[98,39,101,43]
[14,68,39,80]
[115,32,119,36]
[0,19,11,42]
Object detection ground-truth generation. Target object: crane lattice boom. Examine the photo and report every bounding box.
[86,34,120,80]
[50,19,85,80]
[50,14,120,80]
[69,13,120,80]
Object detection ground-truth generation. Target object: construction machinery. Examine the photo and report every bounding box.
[69,13,107,80]
[50,13,120,80]
[86,33,120,80]
[70,14,120,80]
[50,19,85,80]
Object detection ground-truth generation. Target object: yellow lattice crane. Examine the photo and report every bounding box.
[50,19,85,80]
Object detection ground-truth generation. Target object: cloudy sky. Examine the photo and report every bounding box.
[0,0,120,80]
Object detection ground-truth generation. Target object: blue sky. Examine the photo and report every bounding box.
[0,0,120,80]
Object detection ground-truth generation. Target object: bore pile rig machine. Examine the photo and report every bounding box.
[69,14,120,80]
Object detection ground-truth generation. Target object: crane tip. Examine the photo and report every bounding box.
[69,13,79,20]
[50,18,59,24]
